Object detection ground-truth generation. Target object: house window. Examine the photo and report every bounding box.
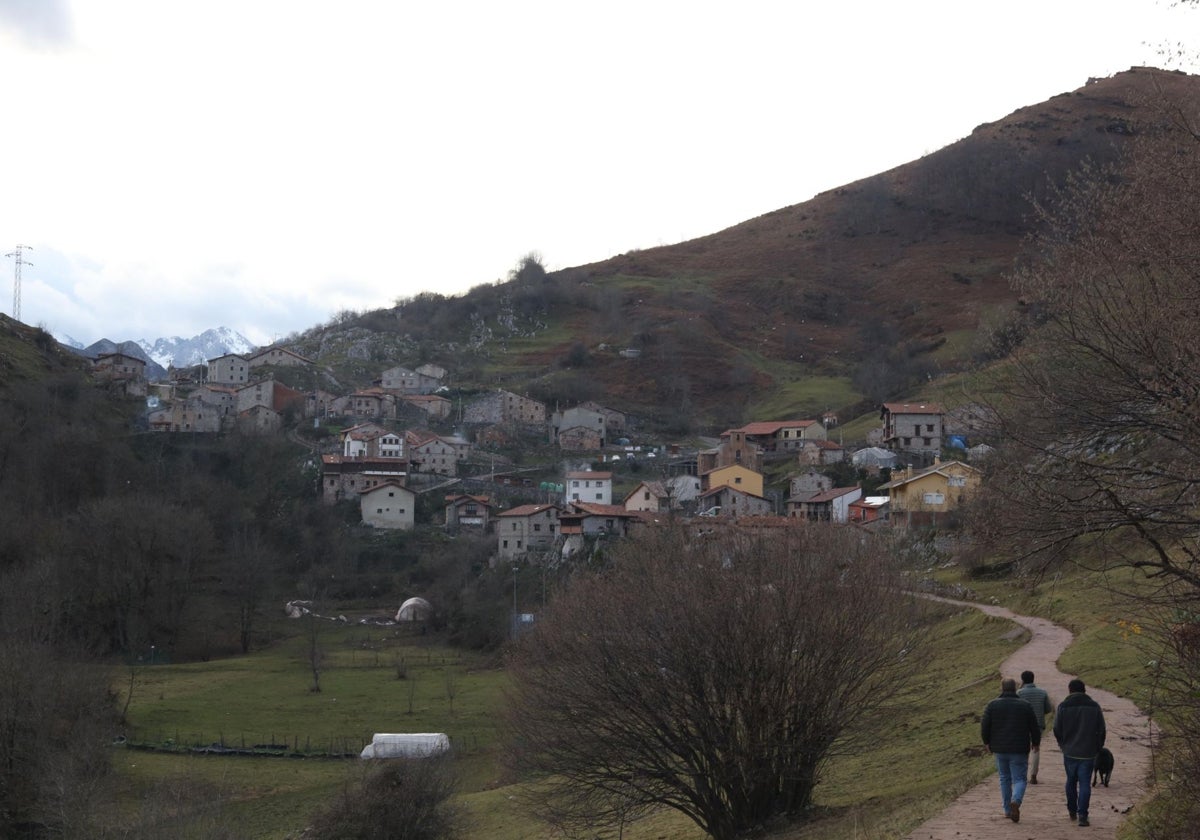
[503,540,508,549]
[926,424,934,433]
[948,476,966,487]
[595,493,602,500]
[735,476,742,484]
[923,438,931,447]
[923,492,945,505]
[533,524,541,532]
[512,523,518,531]
[643,492,650,500]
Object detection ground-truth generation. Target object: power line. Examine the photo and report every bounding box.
[5,244,33,322]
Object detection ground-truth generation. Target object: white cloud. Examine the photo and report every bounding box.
[1,0,1195,345]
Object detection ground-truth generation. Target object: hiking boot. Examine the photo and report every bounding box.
[1078,817,1090,826]
[1010,801,1020,823]
[1030,775,1038,784]
[1069,812,1077,821]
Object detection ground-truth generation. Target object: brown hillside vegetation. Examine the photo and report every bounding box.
[305,67,1199,428]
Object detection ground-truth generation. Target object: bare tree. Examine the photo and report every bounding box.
[305,756,461,840]
[505,525,925,840]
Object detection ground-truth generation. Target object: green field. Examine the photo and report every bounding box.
[109,562,1152,839]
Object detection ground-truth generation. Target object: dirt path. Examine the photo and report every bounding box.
[904,597,1157,840]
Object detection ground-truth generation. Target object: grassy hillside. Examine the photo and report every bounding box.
[277,68,1200,433]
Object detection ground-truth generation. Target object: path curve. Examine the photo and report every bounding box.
[904,597,1157,840]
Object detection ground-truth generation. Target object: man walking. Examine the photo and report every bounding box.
[981,677,1041,823]
[1018,670,1053,784]
[1053,678,1106,827]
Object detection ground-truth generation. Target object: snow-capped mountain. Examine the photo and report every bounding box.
[68,327,257,381]
[137,327,256,369]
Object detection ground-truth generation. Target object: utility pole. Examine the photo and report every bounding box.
[5,244,32,321]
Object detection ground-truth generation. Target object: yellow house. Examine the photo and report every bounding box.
[878,460,980,521]
[701,464,764,499]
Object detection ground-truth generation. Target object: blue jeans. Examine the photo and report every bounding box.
[994,752,1029,814]
[1064,756,1095,819]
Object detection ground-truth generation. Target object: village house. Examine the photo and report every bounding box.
[565,470,612,505]
[881,402,945,459]
[321,454,407,503]
[549,405,609,447]
[578,401,626,436]
[848,495,890,524]
[236,379,306,416]
[360,481,417,530]
[877,459,981,525]
[405,431,459,476]
[463,389,546,428]
[346,388,394,419]
[148,396,223,433]
[701,464,765,499]
[93,351,148,398]
[790,485,862,523]
[444,494,493,532]
[556,425,603,451]
[247,346,315,370]
[623,474,702,513]
[696,485,774,518]
[727,419,827,454]
[797,438,845,466]
[789,469,833,502]
[495,504,562,563]
[236,404,283,434]
[399,394,452,419]
[207,353,250,385]
[341,423,404,459]
[379,365,442,395]
[559,502,638,557]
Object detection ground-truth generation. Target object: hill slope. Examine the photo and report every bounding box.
[292,67,1199,430]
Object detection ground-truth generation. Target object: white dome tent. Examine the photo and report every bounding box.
[395,597,432,622]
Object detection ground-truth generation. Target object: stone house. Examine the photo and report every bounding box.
[321,454,407,503]
[236,404,282,434]
[406,431,459,476]
[463,389,546,428]
[559,502,638,557]
[695,485,773,518]
[623,475,702,513]
[444,494,493,532]
[797,438,845,466]
[247,346,314,369]
[400,394,452,419]
[92,352,146,384]
[380,365,441,395]
[557,425,603,451]
[495,504,562,563]
[790,485,862,523]
[236,379,306,416]
[347,388,394,419]
[360,481,416,530]
[207,353,250,385]
[881,402,945,458]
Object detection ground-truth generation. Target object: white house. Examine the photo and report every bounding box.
[360,481,416,530]
[565,470,612,505]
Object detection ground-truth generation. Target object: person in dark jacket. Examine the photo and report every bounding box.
[1018,670,1053,784]
[981,677,1041,823]
[1053,678,1106,826]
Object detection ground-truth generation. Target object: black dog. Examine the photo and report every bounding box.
[1093,747,1114,787]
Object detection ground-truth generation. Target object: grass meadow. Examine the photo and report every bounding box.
[108,562,1152,839]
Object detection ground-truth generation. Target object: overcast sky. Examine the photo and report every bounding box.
[0,1,1194,347]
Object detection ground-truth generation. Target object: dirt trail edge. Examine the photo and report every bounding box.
[904,596,1157,840]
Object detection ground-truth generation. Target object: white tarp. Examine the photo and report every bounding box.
[359,732,450,759]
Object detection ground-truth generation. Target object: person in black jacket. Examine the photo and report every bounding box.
[1053,678,1106,827]
[981,677,1041,823]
